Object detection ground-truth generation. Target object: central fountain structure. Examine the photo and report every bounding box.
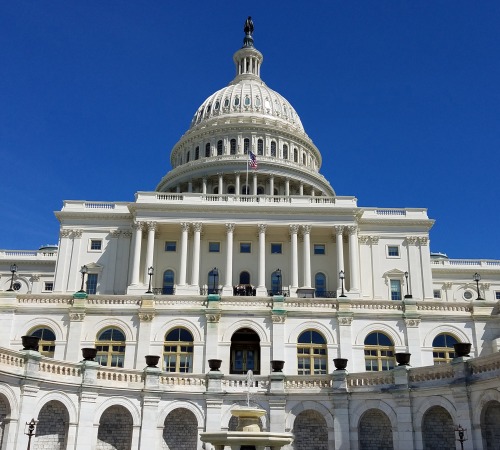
[200,369,293,450]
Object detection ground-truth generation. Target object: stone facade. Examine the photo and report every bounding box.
[96,406,133,450]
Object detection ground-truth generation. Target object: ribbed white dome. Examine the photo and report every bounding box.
[189,79,305,133]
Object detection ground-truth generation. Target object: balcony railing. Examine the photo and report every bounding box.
[315,290,337,298]
[267,289,290,297]
[200,287,223,295]
[152,287,176,295]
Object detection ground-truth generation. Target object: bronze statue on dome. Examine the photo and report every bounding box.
[244,16,254,36]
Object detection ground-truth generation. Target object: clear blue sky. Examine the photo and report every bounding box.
[1,1,499,259]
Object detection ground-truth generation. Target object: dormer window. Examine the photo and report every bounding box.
[234,97,240,106]
[244,96,251,106]
[224,98,230,108]
[215,100,220,110]
[255,97,261,107]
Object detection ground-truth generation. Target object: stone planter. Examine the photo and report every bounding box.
[333,358,348,370]
[395,353,411,366]
[271,360,285,372]
[21,335,40,351]
[454,343,472,357]
[145,355,160,368]
[208,359,222,371]
[81,347,97,361]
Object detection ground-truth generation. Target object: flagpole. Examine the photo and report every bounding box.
[245,150,249,195]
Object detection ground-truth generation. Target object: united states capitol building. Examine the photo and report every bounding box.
[1,18,500,450]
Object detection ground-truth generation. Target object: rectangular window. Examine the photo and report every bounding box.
[90,239,102,251]
[390,279,402,300]
[209,242,220,252]
[314,244,325,255]
[271,243,282,254]
[165,241,176,252]
[240,243,251,253]
[86,273,98,295]
[496,291,500,300]
[387,246,399,257]
[44,282,54,292]
[433,289,441,299]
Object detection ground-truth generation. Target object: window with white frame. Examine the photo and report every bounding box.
[44,282,54,292]
[387,245,399,257]
[89,239,102,251]
[495,291,500,300]
[165,241,176,252]
[86,273,98,295]
[314,244,326,255]
[390,279,402,300]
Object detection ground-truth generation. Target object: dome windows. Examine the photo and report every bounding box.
[271,141,276,157]
[257,139,264,156]
[205,143,211,158]
[244,96,251,106]
[243,138,250,155]
[214,100,220,110]
[283,145,288,160]
[293,148,298,163]
[255,97,261,107]
[217,140,223,156]
[234,96,240,106]
[224,98,230,108]
[195,146,200,160]
[264,98,271,110]
[230,139,236,155]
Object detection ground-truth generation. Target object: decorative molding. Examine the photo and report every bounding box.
[258,224,267,234]
[301,224,311,235]
[405,318,421,328]
[370,236,379,245]
[60,229,71,238]
[406,236,418,246]
[180,222,190,232]
[30,275,40,282]
[347,225,358,235]
[482,283,491,291]
[69,312,86,321]
[289,224,299,234]
[358,235,370,245]
[192,222,203,233]
[225,223,235,234]
[338,317,353,326]
[72,230,83,239]
[334,225,344,235]
[147,221,157,232]
[110,230,122,238]
[418,237,429,246]
[443,282,453,290]
[121,231,132,238]
[132,222,144,231]
[271,314,286,323]
[206,314,221,323]
[138,312,155,322]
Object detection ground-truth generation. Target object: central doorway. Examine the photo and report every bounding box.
[230,328,260,374]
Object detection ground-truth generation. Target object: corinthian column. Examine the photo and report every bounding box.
[257,224,267,295]
[348,225,360,292]
[191,223,202,287]
[334,225,345,284]
[223,223,235,295]
[302,225,312,287]
[130,222,144,285]
[290,225,299,289]
[144,222,157,283]
[178,222,190,286]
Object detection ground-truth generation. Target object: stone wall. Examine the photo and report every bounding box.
[162,408,198,450]
[358,409,393,450]
[97,406,133,450]
[34,400,68,450]
[481,401,500,450]
[292,410,328,450]
[0,396,7,450]
[422,406,455,450]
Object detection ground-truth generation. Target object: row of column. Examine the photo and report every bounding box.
[180,173,316,197]
[129,222,360,292]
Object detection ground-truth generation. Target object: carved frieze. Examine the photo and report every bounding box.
[69,312,86,321]
[404,318,421,328]
[60,229,71,238]
[206,314,221,323]
[370,236,379,245]
[138,312,155,322]
[338,317,353,326]
[406,236,418,246]
[418,237,429,246]
[272,314,286,323]
[359,235,370,245]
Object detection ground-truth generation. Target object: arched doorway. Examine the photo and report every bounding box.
[422,406,454,450]
[97,405,133,449]
[34,401,69,449]
[230,328,260,374]
[162,408,198,449]
[359,409,393,449]
[481,400,500,449]
[293,410,328,450]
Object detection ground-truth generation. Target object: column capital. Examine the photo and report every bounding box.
[418,236,429,246]
[132,222,144,231]
[225,223,235,234]
[59,229,71,238]
[334,225,344,235]
[370,235,380,245]
[359,235,370,245]
[110,229,122,238]
[404,318,421,327]
[180,222,190,232]
[347,225,358,235]
[192,222,203,233]
[146,221,157,232]
[405,236,418,246]
[301,224,311,235]
[289,224,299,234]
[258,223,267,234]
[72,229,83,239]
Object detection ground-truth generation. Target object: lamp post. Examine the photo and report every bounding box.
[339,270,346,297]
[78,265,88,293]
[473,272,483,300]
[211,267,218,294]
[276,268,282,295]
[404,271,412,299]
[25,418,37,450]
[7,263,18,291]
[146,266,154,293]
[455,424,467,450]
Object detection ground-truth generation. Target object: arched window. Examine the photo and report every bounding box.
[205,143,211,158]
[195,146,200,160]
[283,144,288,160]
[186,151,190,163]
[239,271,250,285]
[297,330,327,375]
[242,185,250,195]
[302,153,306,165]
[257,139,264,156]
[270,270,282,295]
[208,268,219,294]
[227,185,235,194]
[257,186,265,195]
[30,327,56,357]
[293,148,298,162]
[164,328,194,373]
[315,272,326,297]
[217,140,223,155]
[270,141,276,157]
[432,333,458,364]
[163,270,174,295]
[244,138,250,155]
[230,139,236,155]
[364,332,395,371]
[213,186,219,194]
[95,328,125,367]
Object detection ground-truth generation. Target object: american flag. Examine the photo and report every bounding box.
[249,151,258,169]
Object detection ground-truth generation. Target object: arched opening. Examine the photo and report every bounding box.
[34,400,69,449]
[422,406,454,450]
[163,270,175,295]
[270,141,276,157]
[270,270,282,295]
[432,333,458,364]
[359,409,393,449]
[364,332,395,371]
[208,268,219,294]
[195,146,199,160]
[293,148,298,162]
[243,138,250,155]
[230,139,236,155]
[29,327,56,357]
[95,328,126,367]
[481,400,500,448]
[257,139,264,156]
[0,395,10,449]
[257,186,265,195]
[97,406,133,449]
[297,330,327,374]
[227,185,235,194]
[186,151,190,163]
[234,271,255,296]
[217,140,223,155]
[163,408,198,449]
[205,143,211,158]
[315,272,326,298]
[230,328,260,374]
[164,328,194,373]
[293,410,328,450]
[242,185,250,195]
[283,144,288,160]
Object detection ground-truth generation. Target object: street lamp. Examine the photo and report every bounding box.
[455,424,467,450]
[7,263,17,291]
[78,265,88,293]
[404,271,412,299]
[146,266,154,294]
[339,270,346,297]
[211,267,218,294]
[25,418,37,450]
[276,268,282,295]
[473,272,483,300]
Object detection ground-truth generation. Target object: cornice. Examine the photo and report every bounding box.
[359,218,435,229]
[55,212,133,221]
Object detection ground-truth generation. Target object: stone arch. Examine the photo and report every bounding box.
[472,389,500,426]
[421,405,455,450]
[162,407,199,450]
[413,396,457,431]
[154,318,203,342]
[17,318,65,341]
[221,402,268,431]
[358,408,394,450]
[285,401,334,432]
[157,401,204,428]
[287,321,336,345]
[221,319,269,344]
[86,318,134,342]
[423,325,471,348]
[34,400,70,450]
[96,404,133,450]
[350,400,398,430]
[0,392,11,450]
[290,408,330,450]
[480,400,500,449]
[354,323,404,347]
[94,397,141,427]
[0,384,18,418]
[35,391,77,424]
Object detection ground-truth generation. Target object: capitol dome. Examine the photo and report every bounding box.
[156,18,334,197]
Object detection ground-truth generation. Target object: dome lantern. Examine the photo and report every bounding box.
[232,16,263,82]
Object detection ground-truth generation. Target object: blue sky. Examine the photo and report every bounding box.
[1,1,499,259]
